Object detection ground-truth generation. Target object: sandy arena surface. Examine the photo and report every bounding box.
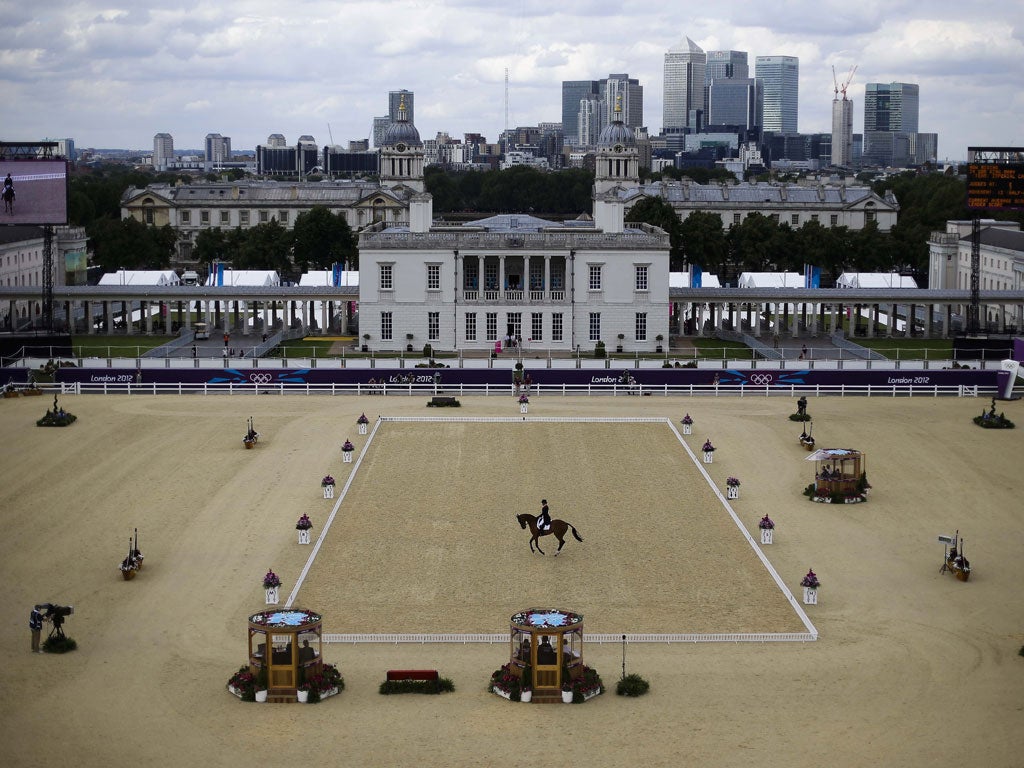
[1,391,1023,768]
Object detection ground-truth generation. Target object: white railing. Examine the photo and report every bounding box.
[462,290,478,301]
[321,631,816,644]
[505,289,524,302]
[51,381,1002,398]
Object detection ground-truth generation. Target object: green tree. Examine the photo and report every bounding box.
[88,217,174,272]
[678,210,729,276]
[291,206,357,271]
[625,196,684,269]
[231,221,292,272]
[193,227,229,267]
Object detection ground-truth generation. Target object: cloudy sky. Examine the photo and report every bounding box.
[3,0,1022,160]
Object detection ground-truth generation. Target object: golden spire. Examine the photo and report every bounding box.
[614,93,623,116]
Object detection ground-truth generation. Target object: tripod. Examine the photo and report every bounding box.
[48,617,66,641]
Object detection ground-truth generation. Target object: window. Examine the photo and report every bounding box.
[770,213,779,223]
[379,264,393,290]
[588,264,602,291]
[507,312,522,340]
[530,264,544,290]
[552,313,563,342]
[464,263,478,290]
[278,210,289,224]
[144,209,154,224]
[427,264,441,291]
[381,312,393,341]
[220,211,230,225]
[811,214,819,223]
[589,312,601,342]
[180,210,191,224]
[200,210,210,225]
[830,214,838,226]
[635,265,648,291]
[259,210,269,223]
[428,312,439,341]
[240,210,250,225]
[791,214,799,226]
[865,209,876,223]
[635,312,648,341]
[531,312,543,342]
[484,264,498,291]
[733,213,742,225]
[465,313,477,341]
[485,312,498,342]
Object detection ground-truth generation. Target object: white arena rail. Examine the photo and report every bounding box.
[321,631,817,644]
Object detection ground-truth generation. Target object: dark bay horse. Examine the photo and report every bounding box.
[2,186,13,214]
[516,512,583,556]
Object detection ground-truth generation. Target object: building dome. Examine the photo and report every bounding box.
[596,94,636,149]
[382,95,422,148]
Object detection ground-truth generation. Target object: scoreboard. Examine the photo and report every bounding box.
[967,155,1024,210]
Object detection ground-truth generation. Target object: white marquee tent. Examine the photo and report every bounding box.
[835,272,918,289]
[98,269,181,286]
[737,272,804,288]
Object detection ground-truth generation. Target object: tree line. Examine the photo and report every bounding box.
[69,164,1024,285]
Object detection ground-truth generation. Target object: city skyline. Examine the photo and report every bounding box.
[2,1,1022,160]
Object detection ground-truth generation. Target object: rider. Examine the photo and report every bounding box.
[538,499,551,531]
[2,173,13,194]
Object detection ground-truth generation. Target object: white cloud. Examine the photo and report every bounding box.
[0,0,1021,157]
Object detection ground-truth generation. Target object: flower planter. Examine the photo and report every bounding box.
[760,528,774,545]
[358,423,368,435]
[255,690,268,703]
[297,529,311,545]
[342,451,353,463]
[582,687,602,701]
[320,686,339,699]
[265,586,279,605]
[323,485,334,499]
[297,690,309,703]
[703,451,714,464]
[802,587,818,605]
[682,424,692,435]
[726,486,739,499]
[492,686,513,701]
[562,690,574,703]
[520,403,528,413]
[520,690,532,703]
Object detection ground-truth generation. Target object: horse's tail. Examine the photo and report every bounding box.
[570,525,583,543]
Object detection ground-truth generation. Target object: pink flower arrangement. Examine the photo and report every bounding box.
[726,477,740,487]
[758,515,775,530]
[681,414,693,425]
[321,475,335,487]
[296,514,312,531]
[702,439,715,452]
[518,394,529,404]
[342,440,354,452]
[357,413,369,424]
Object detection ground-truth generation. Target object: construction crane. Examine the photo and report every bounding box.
[831,64,856,99]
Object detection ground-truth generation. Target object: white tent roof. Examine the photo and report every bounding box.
[737,272,804,288]
[299,270,359,287]
[669,271,722,288]
[835,272,918,289]
[204,270,280,287]
[98,269,180,286]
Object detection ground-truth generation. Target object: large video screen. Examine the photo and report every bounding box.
[0,158,69,225]
[967,162,1024,211]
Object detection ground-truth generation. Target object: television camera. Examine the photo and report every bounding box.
[37,603,74,640]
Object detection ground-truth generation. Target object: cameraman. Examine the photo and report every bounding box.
[29,604,46,653]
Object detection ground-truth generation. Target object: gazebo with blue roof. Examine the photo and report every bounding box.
[509,607,585,701]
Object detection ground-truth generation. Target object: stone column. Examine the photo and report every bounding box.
[888,303,896,337]
[544,256,551,298]
[144,301,153,334]
[499,256,506,297]
[301,299,308,330]
[104,301,113,335]
[320,301,328,334]
[478,255,485,293]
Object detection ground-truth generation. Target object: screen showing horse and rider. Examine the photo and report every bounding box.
[1,159,69,225]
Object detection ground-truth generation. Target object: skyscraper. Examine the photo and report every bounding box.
[663,37,706,132]
[705,50,748,83]
[831,96,853,167]
[601,74,643,132]
[864,82,919,133]
[204,133,231,170]
[708,79,762,130]
[755,56,799,133]
[389,90,415,125]
[153,133,174,171]
[562,80,600,146]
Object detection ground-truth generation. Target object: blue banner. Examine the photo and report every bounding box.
[691,265,702,288]
[804,264,821,288]
[332,264,343,287]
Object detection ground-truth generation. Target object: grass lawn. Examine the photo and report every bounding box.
[851,338,953,359]
[71,336,176,357]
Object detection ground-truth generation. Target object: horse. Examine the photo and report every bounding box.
[1,186,13,214]
[516,512,583,556]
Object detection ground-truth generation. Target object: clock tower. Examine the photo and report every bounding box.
[380,95,425,194]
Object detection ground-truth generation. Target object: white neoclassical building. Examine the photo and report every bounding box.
[0,225,87,330]
[358,102,670,353]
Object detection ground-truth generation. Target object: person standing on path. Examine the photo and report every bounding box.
[29,605,44,653]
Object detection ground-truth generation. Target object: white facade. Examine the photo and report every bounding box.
[358,201,670,353]
[0,226,86,329]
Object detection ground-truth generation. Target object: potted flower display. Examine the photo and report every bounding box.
[561,675,574,704]
[342,439,354,463]
[254,667,269,703]
[800,568,820,605]
[361,333,370,352]
[519,393,529,413]
[702,438,715,464]
[570,665,604,703]
[227,666,256,701]
[520,665,533,703]
[263,569,281,605]
[489,663,523,701]
[758,514,775,544]
[357,412,369,435]
[681,413,693,434]
[297,681,311,703]
[321,473,335,498]
[726,477,741,499]
[296,514,313,544]
[655,334,664,353]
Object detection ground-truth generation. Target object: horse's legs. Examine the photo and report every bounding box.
[554,535,566,555]
[534,534,545,555]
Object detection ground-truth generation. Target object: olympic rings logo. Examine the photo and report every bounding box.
[748,373,774,385]
[249,373,273,384]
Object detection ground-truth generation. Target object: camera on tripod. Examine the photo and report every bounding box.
[37,603,74,638]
